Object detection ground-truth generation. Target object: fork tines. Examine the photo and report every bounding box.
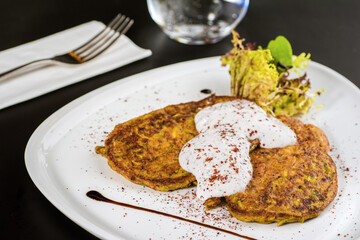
[68,14,134,63]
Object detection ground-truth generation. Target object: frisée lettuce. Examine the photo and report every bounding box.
[221,31,321,116]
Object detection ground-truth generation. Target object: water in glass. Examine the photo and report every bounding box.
[147,0,249,45]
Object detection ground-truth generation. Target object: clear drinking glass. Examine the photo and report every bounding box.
[147,0,249,45]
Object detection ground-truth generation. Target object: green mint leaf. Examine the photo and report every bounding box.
[266,36,293,66]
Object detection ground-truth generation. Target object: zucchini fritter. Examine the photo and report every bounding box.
[226,116,337,226]
[96,95,238,191]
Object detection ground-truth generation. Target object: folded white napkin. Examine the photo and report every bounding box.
[0,20,152,110]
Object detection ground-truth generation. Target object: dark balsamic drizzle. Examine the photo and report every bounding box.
[200,89,212,94]
[86,190,256,240]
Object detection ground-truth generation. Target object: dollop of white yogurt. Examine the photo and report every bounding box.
[179,99,297,201]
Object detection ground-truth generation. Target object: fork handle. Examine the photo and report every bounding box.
[0,58,55,81]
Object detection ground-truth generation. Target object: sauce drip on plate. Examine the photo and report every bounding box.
[179,99,297,200]
[200,89,212,94]
[86,190,256,240]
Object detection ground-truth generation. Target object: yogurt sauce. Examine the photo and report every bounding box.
[179,99,297,201]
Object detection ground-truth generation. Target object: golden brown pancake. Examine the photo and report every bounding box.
[96,95,240,191]
[226,115,337,226]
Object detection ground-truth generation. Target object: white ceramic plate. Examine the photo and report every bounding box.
[25,57,360,240]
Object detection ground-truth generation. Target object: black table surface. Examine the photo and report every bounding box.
[1,1,359,239]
